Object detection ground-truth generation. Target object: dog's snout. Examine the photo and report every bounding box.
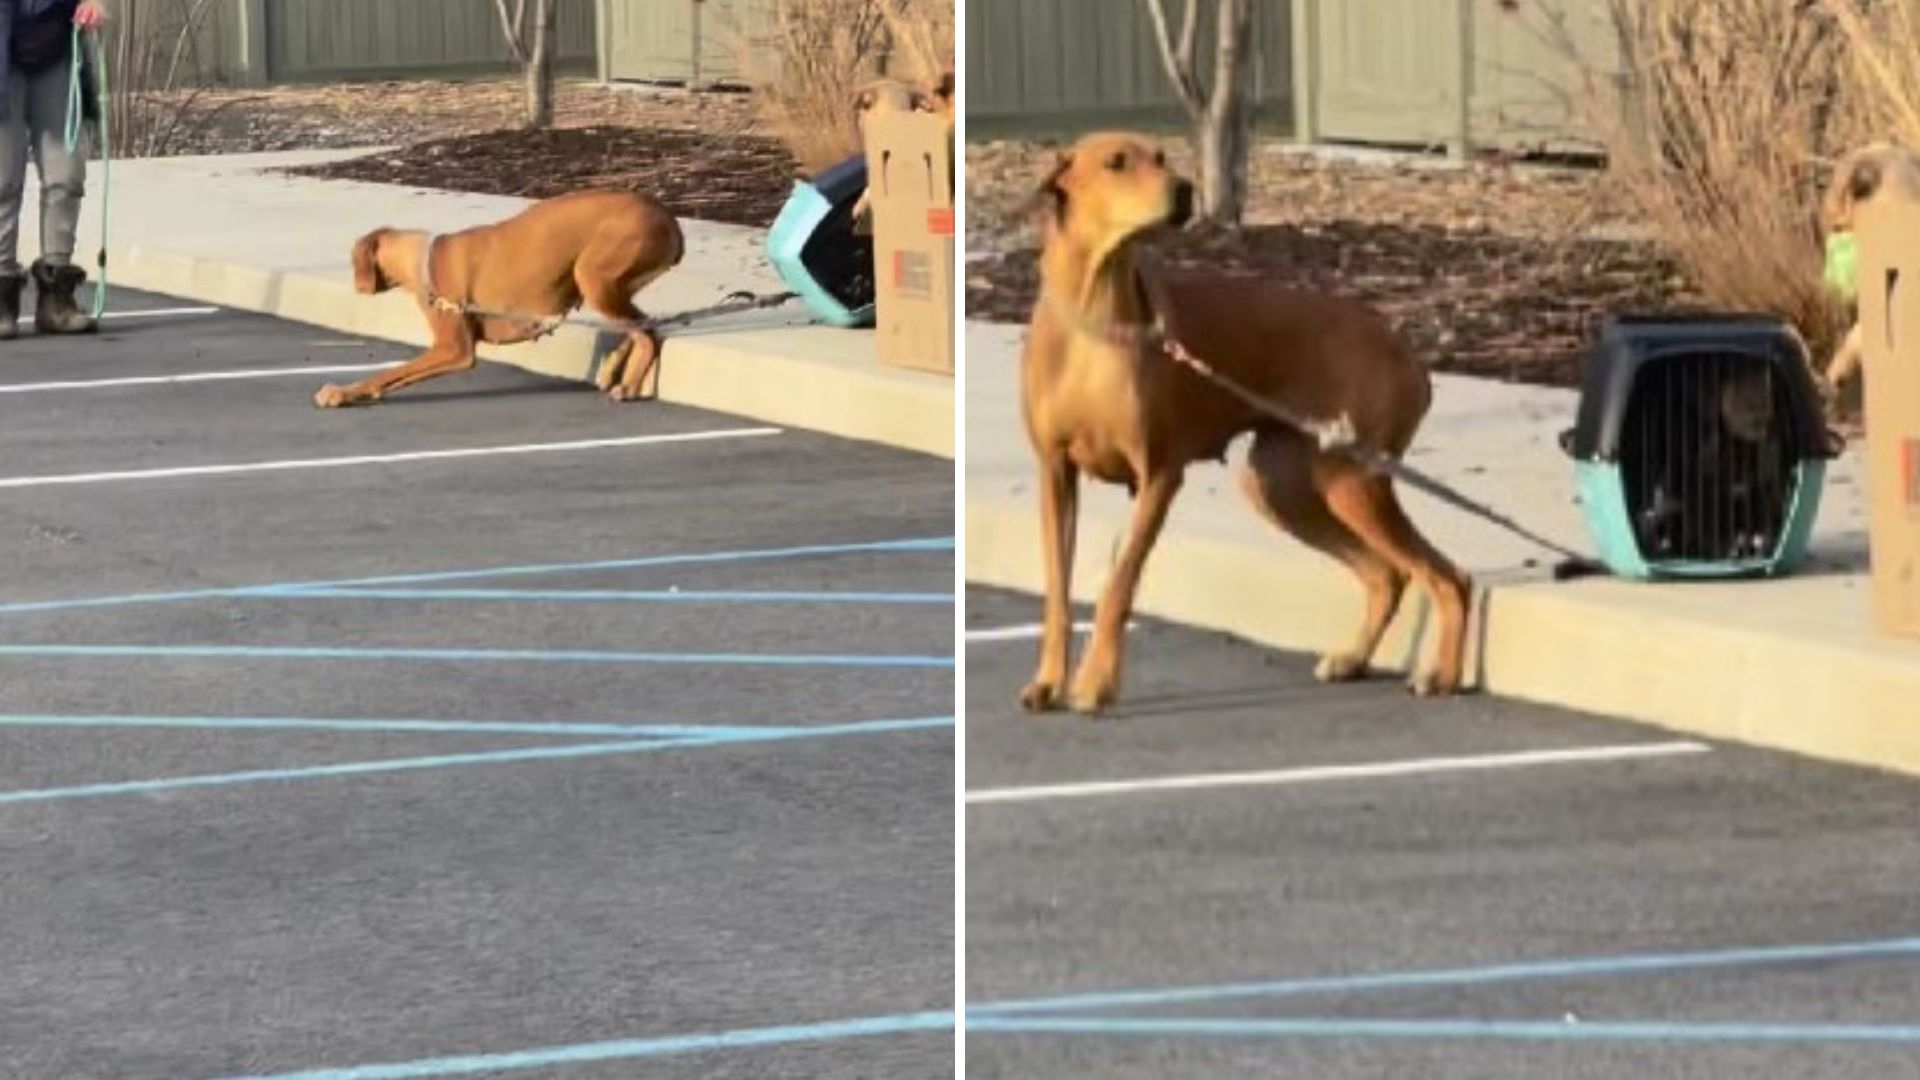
[1170,180,1196,226]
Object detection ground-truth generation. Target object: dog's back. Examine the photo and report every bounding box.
[455,190,683,309]
[1154,271,1434,455]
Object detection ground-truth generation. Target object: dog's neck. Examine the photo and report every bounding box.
[379,231,434,294]
[1037,233,1158,346]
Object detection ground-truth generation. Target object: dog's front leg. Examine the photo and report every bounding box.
[316,313,475,408]
[1825,321,1864,399]
[1070,467,1182,716]
[1021,453,1079,713]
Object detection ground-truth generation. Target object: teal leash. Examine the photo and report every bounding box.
[62,23,107,320]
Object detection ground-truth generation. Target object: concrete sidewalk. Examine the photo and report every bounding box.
[28,149,952,457]
[964,319,1920,778]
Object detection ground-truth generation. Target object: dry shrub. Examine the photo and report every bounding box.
[734,0,952,173]
[103,0,239,158]
[1823,0,1920,147]
[1519,0,1867,360]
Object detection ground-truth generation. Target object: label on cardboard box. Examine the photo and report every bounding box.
[1907,440,1920,510]
[892,249,933,298]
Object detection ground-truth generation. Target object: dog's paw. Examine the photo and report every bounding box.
[594,360,623,393]
[606,385,649,403]
[313,384,353,409]
[1313,651,1370,683]
[1067,677,1117,718]
[1407,669,1464,698]
[1018,680,1064,713]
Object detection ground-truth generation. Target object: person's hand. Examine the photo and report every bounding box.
[75,1,109,29]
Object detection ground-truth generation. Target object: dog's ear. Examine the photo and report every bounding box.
[350,229,389,295]
[1025,152,1073,235]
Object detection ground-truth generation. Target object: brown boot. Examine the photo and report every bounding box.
[0,271,23,340]
[31,259,95,334]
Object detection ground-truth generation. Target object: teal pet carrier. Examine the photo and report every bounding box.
[1561,316,1840,579]
[765,154,875,328]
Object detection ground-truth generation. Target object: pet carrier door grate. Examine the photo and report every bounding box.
[1562,316,1838,579]
[765,154,876,328]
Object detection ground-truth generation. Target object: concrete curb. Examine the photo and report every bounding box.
[112,246,955,460]
[967,495,1920,778]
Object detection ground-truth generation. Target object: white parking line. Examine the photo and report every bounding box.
[0,363,396,395]
[0,427,783,490]
[966,741,1713,806]
[966,621,1135,642]
[17,306,221,327]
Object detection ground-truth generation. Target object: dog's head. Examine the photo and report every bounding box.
[350,228,395,295]
[1823,143,1920,232]
[853,78,930,137]
[1030,132,1194,249]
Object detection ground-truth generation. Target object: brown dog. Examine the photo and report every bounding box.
[1821,143,1920,396]
[1019,133,1472,714]
[322,189,684,408]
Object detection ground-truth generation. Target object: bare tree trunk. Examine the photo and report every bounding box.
[1197,0,1253,222]
[1143,0,1258,225]
[525,0,557,129]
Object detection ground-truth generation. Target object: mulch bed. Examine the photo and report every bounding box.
[287,126,802,230]
[967,221,1703,386]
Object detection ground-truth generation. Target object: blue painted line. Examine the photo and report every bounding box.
[0,536,954,618]
[0,643,953,668]
[969,937,1920,1017]
[0,716,951,805]
[302,536,954,590]
[181,1010,955,1080]
[259,586,953,605]
[0,714,803,740]
[966,1015,1920,1046]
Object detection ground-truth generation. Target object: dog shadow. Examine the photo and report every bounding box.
[375,380,587,406]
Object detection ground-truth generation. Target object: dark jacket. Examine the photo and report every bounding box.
[0,1,97,120]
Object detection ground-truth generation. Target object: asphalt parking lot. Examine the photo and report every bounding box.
[0,288,955,1079]
[965,585,1920,1080]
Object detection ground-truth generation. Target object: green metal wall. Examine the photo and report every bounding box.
[965,0,1294,139]
[965,0,1610,152]
[161,0,598,84]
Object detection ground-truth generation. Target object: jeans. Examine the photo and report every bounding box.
[0,54,85,274]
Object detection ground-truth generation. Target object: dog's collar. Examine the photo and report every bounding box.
[416,233,464,317]
[1038,251,1174,352]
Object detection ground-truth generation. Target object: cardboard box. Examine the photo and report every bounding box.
[864,109,955,376]
[1853,194,1920,637]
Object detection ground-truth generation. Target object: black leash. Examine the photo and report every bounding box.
[1157,333,1596,572]
[429,288,801,339]
[415,234,799,339]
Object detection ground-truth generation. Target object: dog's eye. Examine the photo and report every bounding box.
[1153,150,1167,167]
[1105,152,1128,172]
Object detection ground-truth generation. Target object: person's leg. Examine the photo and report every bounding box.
[0,68,34,338]
[26,54,93,333]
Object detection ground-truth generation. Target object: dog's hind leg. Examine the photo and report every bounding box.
[1240,429,1405,683]
[581,275,663,403]
[1069,465,1182,716]
[1022,452,1079,713]
[1320,465,1471,697]
[1825,321,1864,398]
